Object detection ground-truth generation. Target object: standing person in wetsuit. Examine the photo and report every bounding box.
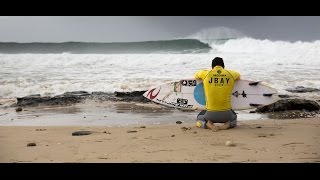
[195,57,240,131]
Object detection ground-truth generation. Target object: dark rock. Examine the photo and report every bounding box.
[16,95,84,107]
[27,94,41,97]
[13,90,150,108]
[285,86,320,93]
[256,99,320,113]
[115,91,145,97]
[91,91,112,96]
[266,110,319,119]
[139,126,146,128]
[249,111,256,113]
[86,91,149,103]
[62,91,90,97]
[278,94,294,98]
[114,91,149,103]
[27,143,36,146]
[176,121,182,124]
[181,127,191,131]
[15,107,22,112]
[256,126,262,128]
[171,135,175,137]
[72,131,92,136]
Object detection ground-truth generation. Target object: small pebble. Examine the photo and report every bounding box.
[15,107,22,112]
[127,130,137,133]
[181,127,191,131]
[27,143,36,147]
[225,140,236,147]
[176,121,182,124]
[72,131,92,136]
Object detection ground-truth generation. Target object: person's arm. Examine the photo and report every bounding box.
[233,71,240,80]
[235,72,240,80]
[194,70,201,80]
[194,70,207,80]
[228,70,240,81]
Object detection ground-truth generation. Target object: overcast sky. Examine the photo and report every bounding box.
[0,16,319,42]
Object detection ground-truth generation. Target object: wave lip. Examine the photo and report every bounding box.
[183,26,246,46]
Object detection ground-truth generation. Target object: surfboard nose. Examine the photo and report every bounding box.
[143,90,149,98]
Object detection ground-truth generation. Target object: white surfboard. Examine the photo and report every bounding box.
[143,79,279,110]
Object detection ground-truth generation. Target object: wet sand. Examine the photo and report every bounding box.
[1,117,319,163]
[0,100,263,126]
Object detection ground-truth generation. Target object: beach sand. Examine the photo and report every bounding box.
[1,117,319,163]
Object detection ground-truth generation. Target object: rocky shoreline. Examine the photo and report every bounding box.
[10,87,320,119]
[13,90,149,107]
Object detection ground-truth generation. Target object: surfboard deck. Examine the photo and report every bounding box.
[143,79,279,110]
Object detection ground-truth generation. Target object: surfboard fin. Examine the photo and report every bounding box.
[263,93,274,97]
[249,103,262,107]
[249,81,260,86]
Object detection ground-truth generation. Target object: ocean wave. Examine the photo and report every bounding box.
[0,39,211,54]
[211,37,320,56]
[183,26,245,45]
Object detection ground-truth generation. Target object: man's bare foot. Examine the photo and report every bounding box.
[219,121,231,130]
[212,126,220,132]
[206,121,220,132]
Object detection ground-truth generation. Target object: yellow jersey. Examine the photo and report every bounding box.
[195,66,240,111]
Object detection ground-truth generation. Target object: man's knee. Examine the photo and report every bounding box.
[197,110,206,121]
[197,110,206,119]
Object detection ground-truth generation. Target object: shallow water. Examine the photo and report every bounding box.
[0,100,268,126]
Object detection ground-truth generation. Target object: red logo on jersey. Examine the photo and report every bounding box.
[147,88,161,100]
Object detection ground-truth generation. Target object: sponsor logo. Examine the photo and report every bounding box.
[177,98,188,105]
[156,99,193,109]
[146,88,161,100]
[180,80,197,86]
[232,90,247,98]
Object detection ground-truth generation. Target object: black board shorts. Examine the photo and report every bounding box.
[197,109,237,128]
